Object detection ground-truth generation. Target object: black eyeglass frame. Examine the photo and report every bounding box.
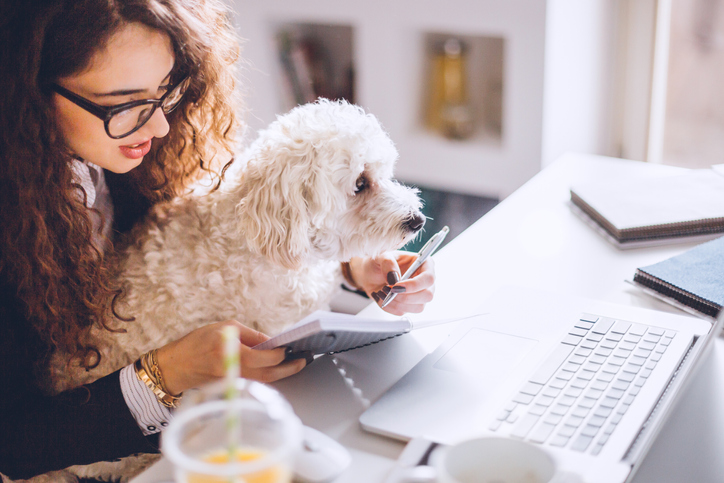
[51,76,190,139]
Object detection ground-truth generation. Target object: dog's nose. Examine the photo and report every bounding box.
[403,213,426,232]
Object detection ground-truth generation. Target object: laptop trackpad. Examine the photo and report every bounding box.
[432,328,538,387]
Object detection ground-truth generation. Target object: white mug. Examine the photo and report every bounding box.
[429,437,583,483]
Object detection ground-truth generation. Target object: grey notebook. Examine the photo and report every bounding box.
[570,167,724,248]
[253,311,412,357]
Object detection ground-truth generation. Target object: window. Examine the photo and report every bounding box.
[661,0,724,168]
[616,0,724,168]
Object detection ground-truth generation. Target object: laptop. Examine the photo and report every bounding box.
[359,285,721,483]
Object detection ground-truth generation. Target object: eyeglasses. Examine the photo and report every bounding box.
[51,76,191,139]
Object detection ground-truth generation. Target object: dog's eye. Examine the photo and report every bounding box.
[354,175,368,193]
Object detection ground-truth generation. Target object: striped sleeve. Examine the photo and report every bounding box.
[119,364,172,436]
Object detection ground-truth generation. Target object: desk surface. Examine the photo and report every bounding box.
[133,153,724,483]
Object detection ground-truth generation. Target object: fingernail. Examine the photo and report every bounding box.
[303,352,315,366]
[372,292,382,303]
[382,286,391,295]
[391,286,407,294]
[387,271,400,285]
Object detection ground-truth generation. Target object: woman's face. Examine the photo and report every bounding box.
[53,23,175,173]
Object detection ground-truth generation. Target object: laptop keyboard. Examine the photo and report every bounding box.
[489,314,676,455]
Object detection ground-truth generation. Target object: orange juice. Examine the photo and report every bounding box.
[186,448,290,483]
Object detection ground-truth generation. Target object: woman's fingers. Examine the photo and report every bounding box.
[240,345,286,369]
[392,261,435,292]
[381,291,434,315]
[372,284,435,305]
[376,253,403,284]
[237,324,271,346]
[394,286,435,305]
[394,251,421,273]
[244,358,307,383]
[372,258,435,304]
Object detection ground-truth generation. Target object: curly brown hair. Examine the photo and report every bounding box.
[0,0,242,369]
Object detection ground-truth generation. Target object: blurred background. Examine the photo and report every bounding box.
[231,0,724,251]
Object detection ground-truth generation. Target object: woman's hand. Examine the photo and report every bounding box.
[348,251,436,316]
[156,320,307,395]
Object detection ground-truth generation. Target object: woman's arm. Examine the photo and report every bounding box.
[0,297,157,479]
[0,299,307,479]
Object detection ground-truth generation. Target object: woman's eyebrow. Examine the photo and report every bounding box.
[94,87,148,98]
[91,69,174,98]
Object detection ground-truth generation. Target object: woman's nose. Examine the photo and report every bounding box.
[145,106,170,139]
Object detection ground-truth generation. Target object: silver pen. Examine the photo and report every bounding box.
[381,226,449,308]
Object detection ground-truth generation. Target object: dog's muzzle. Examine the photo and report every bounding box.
[403,212,426,233]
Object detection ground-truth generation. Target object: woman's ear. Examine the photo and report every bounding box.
[235,148,315,270]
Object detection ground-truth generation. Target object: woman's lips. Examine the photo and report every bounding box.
[119,139,152,159]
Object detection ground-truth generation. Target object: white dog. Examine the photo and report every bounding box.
[50,97,425,397]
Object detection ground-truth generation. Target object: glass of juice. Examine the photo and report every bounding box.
[162,383,302,483]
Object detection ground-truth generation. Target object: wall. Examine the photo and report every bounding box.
[232,0,619,198]
[541,0,619,168]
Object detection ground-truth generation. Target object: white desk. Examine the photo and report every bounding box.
[134,153,724,483]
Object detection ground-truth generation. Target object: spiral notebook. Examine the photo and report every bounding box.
[632,235,724,319]
[570,166,724,248]
[253,311,412,356]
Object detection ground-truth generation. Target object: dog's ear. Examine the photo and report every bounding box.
[235,147,315,270]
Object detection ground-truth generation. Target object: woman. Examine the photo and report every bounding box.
[0,0,435,479]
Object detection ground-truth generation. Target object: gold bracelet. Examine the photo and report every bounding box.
[134,354,182,409]
[146,349,182,402]
[148,349,171,398]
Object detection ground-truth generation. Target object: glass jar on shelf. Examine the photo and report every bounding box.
[426,38,474,140]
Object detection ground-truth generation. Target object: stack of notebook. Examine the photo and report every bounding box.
[570,167,724,248]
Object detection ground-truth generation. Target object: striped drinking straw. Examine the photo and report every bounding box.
[222,325,241,477]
